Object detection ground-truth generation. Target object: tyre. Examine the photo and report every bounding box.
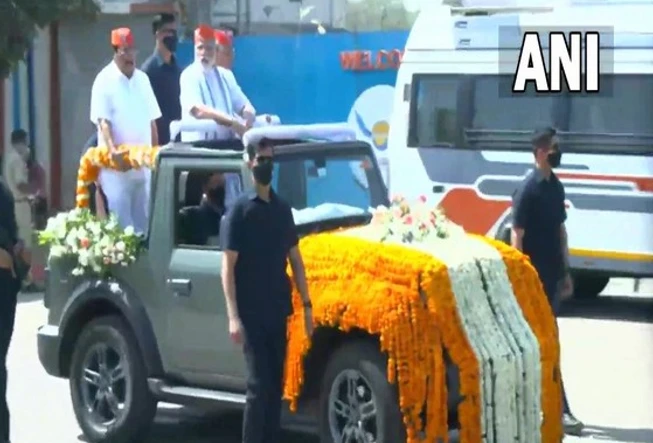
[573,273,610,299]
[319,340,405,443]
[69,315,157,443]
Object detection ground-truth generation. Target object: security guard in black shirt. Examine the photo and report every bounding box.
[141,13,181,145]
[0,177,22,443]
[511,127,584,436]
[221,139,313,443]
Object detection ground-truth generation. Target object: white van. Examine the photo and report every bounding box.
[387,2,653,297]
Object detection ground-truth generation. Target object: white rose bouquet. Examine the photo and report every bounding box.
[370,194,462,243]
[38,208,142,277]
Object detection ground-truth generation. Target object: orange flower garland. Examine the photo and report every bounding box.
[480,236,564,443]
[284,233,480,443]
[75,145,161,208]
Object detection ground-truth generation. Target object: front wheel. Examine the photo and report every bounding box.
[319,341,405,443]
[69,316,157,443]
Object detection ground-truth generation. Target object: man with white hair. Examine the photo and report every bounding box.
[180,24,256,206]
[179,24,256,142]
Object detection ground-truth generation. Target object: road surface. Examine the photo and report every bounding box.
[7,279,653,443]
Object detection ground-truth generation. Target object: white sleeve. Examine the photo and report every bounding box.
[140,72,162,121]
[90,73,112,124]
[223,69,253,115]
[179,67,205,117]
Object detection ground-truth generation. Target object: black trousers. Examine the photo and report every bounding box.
[542,277,571,415]
[241,317,288,443]
[0,269,19,442]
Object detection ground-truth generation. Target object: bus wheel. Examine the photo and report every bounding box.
[573,274,610,299]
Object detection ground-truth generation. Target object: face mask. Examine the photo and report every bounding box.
[547,151,562,168]
[162,32,177,53]
[206,186,225,204]
[252,162,273,186]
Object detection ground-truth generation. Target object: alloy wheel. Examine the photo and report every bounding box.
[79,343,130,429]
[328,369,379,443]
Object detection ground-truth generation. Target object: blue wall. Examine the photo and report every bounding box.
[177,31,408,124]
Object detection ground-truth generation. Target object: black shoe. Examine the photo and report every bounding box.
[563,412,584,436]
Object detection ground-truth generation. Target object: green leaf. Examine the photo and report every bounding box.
[0,0,99,78]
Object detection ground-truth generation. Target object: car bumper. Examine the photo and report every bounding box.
[37,324,64,378]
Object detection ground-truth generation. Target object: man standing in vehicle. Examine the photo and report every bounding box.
[90,27,161,233]
[141,13,181,145]
[221,139,313,443]
[214,28,234,70]
[179,24,255,143]
[510,127,584,436]
[180,24,255,207]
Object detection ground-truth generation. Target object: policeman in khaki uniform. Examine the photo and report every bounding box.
[3,130,32,252]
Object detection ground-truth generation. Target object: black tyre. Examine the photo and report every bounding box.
[573,273,610,299]
[69,315,157,443]
[319,341,405,443]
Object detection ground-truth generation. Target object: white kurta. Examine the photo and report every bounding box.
[179,63,255,207]
[90,61,161,233]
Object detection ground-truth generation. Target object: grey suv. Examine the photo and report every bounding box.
[37,138,460,443]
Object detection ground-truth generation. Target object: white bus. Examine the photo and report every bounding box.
[387,2,653,297]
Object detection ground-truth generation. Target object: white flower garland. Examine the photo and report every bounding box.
[470,237,543,443]
[410,237,543,443]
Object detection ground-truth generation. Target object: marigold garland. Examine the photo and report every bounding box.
[75,145,161,208]
[479,236,564,443]
[284,233,479,443]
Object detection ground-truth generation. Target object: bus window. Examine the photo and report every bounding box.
[411,74,460,146]
[569,74,653,136]
[408,74,555,148]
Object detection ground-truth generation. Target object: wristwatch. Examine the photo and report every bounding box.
[303,301,312,309]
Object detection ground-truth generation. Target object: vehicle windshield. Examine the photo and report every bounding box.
[409,73,653,154]
[272,149,388,225]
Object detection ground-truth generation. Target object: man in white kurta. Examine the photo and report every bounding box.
[179,24,257,207]
[90,27,161,233]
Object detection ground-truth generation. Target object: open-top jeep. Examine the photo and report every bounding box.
[37,123,563,443]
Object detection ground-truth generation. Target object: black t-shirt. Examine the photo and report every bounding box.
[178,200,224,246]
[222,190,298,325]
[512,169,567,285]
[141,53,181,145]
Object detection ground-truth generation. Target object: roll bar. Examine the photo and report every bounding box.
[168,114,280,144]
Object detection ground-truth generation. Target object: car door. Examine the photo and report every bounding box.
[164,160,247,388]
